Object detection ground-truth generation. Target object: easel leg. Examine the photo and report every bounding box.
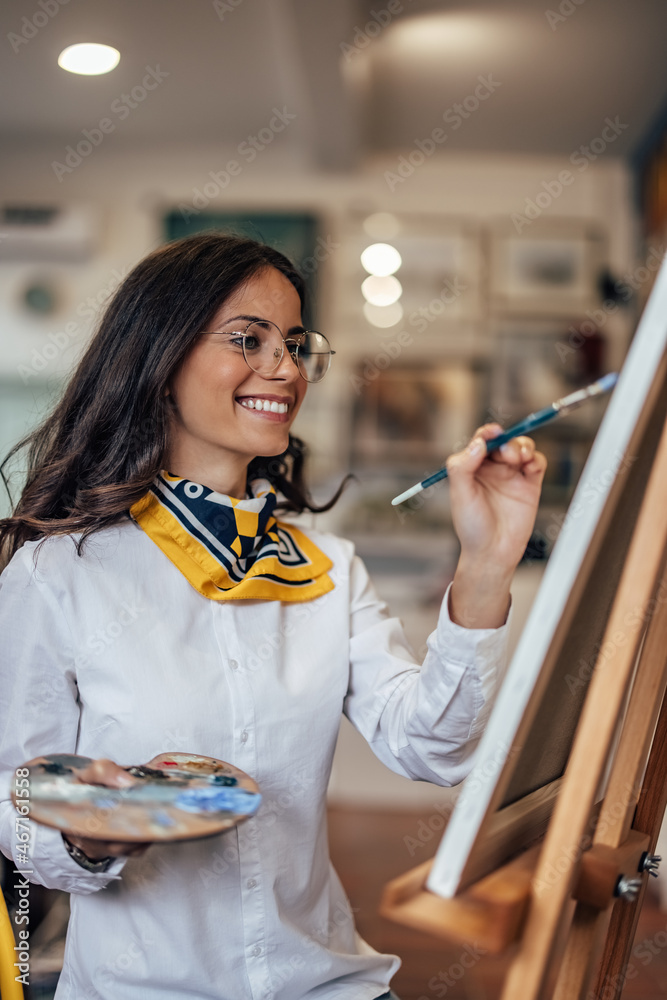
[553,904,610,1000]
[592,677,667,1000]
[555,551,667,999]
[499,402,667,1000]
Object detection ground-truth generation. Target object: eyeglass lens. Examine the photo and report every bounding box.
[242,322,332,383]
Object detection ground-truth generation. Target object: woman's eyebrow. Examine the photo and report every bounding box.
[218,315,306,336]
[220,314,262,326]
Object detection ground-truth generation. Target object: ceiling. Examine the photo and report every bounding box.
[1,0,665,170]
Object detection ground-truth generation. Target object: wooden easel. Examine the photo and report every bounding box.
[381,363,667,999]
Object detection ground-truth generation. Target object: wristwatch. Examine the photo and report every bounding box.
[62,834,114,873]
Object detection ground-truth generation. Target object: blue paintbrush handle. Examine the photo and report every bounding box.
[392,373,618,504]
[477,406,559,453]
[419,406,558,490]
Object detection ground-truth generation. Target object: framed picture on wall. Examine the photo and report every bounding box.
[488,322,611,502]
[489,225,605,316]
[489,320,609,426]
[350,361,486,471]
[386,227,482,324]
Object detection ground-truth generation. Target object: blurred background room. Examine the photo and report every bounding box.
[2,0,667,996]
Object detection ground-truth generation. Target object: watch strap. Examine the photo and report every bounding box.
[62,834,114,873]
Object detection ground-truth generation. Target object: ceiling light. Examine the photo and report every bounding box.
[361,243,402,277]
[58,43,120,76]
[386,13,514,56]
[363,302,403,328]
[361,275,402,307]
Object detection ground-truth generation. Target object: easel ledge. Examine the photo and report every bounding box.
[380,847,538,955]
[380,829,650,956]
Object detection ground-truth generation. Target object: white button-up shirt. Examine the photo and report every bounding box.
[0,519,509,999]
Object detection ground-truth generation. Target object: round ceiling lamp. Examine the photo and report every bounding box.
[361,275,403,307]
[363,302,404,328]
[361,243,402,277]
[58,43,121,76]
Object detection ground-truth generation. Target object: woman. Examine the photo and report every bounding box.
[0,232,546,999]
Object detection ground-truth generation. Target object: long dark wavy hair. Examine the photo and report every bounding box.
[0,231,346,567]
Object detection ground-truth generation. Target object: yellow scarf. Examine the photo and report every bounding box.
[130,472,334,602]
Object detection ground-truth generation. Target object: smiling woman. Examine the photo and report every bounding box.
[0,231,545,1000]
[165,268,310,499]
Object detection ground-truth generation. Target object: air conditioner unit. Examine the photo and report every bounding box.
[0,204,98,262]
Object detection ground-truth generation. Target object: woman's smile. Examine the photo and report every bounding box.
[235,393,293,418]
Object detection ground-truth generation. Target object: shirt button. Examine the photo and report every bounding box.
[229,659,239,670]
[251,944,262,957]
[247,878,257,889]
[240,730,248,743]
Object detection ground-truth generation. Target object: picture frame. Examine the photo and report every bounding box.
[489,224,605,316]
[489,320,609,425]
[349,361,485,471]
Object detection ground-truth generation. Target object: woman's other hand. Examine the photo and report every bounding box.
[64,757,152,858]
[25,757,153,860]
[446,424,547,629]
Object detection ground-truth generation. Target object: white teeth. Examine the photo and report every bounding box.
[238,398,288,414]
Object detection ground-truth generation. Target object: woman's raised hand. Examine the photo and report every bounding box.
[445,423,547,629]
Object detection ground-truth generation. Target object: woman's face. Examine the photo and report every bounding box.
[166,266,308,494]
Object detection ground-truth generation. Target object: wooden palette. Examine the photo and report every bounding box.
[14,752,261,842]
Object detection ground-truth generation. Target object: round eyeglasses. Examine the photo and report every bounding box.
[201,320,335,383]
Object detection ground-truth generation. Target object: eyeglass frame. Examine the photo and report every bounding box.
[199,318,335,383]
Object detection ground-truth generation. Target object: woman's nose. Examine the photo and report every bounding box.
[268,343,300,380]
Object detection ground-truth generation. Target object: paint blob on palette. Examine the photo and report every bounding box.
[13,752,261,842]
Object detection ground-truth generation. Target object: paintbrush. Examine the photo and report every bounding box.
[391,371,619,506]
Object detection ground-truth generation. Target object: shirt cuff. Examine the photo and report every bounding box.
[432,582,512,705]
[22,820,127,893]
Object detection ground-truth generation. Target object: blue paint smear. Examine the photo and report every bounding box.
[92,796,120,810]
[152,810,176,827]
[174,787,261,815]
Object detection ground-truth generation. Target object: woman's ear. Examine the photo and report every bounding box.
[163,385,178,412]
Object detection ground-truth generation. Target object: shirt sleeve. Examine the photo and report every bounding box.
[0,545,126,893]
[343,552,511,786]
